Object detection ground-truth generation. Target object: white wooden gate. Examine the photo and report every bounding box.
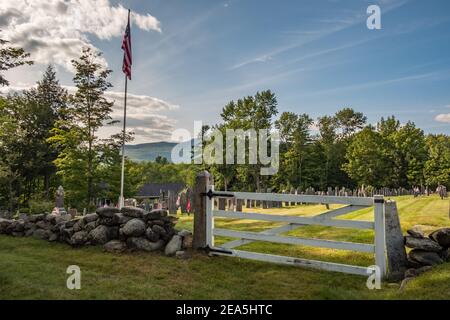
[204,186,386,277]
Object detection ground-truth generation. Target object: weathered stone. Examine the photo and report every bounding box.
[0,218,12,233]
[71,231,88,246]
[104,240,127,253]
[165,235,182,256]
[152,224,167,236]
[96,207,120,218]
[113,212,133,225]
[121,206,146,218]
[65,219,78,228]
[48,232,58,242]
[45,214,58,224]
[29,214,46,223]
[145,228,160,242]
[83,221,98,232]
[32,229,49,240]
[61,228,74,239]
[407,225,425,238]
[144,209,168,221]
[83,213,98,223]
[36,220,51,230]
[12,231,24,237]
[405,236,443,252]
[126,237,165,252]
[409,249,444,266]
[88,225,111,245]
[161,215,178,224]
[405,266,432,278]
[54,215,72,225]
[13,220,25,232]
[429,228,450,248]
[98,217,117,226]
[72,220,84,232]
[440,248,450,262]
[121,218,146,237]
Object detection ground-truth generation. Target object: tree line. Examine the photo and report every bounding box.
[0,39,448,213]
[201,90,450,193]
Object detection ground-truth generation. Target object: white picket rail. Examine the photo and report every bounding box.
[205,185,387,277]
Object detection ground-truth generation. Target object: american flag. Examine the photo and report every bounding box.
[121,10,132,80]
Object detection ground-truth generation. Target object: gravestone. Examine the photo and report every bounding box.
[55,186,67,215]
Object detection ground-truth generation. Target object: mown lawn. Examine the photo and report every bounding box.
[0,195,449,300]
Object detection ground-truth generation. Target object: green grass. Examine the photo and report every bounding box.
[0,195,449,300]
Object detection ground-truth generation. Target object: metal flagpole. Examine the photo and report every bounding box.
[119,75,128,209]
[119,9,131,209]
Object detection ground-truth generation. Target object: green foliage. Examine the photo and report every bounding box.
[28,199,54,215]
[424,134,450,187]
[0,38,33,86]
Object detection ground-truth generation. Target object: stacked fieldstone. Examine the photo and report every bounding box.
[0,206,193,257]
[402,226,450,280]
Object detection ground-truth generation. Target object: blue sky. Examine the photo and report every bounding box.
[2,0,450,143]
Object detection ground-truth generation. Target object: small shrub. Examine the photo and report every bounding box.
[28,199,54,215]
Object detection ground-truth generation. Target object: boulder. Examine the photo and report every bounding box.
[61,228,74,239]
[0,219,12,233]
[96,207,120,218]
[165,235,182,256]
[83,213,98,223]
[71,231,89,246]
[12,231,24,237]
[152,224,167,236]
[54,215,72,225]
[72,220,84,232]
[144,209,167,221]
[121,218,146,237]
[48,232,58,242]
[29,214,46,223]
[36,220,51,230]
[113,212,133,225]
[126,237,165,252]
[407,225,425,238]
[409,249,444,266]
[121,206,146,218]
[405,236,443,252]
[32,229,49,240]
[89,225,112,245]
[65,219,78,228]
[83,221,98,233]
[145,228,160,242]
[45,214,58,224]
[104,240,127,253]
[13,220,25,232]
[98,217,117,226]
[404,266,432,278]
[429,228,450,248]
[440,248,450,262]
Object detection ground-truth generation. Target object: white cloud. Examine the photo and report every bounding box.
[0,84,179,143]
[0,0,161,71]
[435,113,450,123]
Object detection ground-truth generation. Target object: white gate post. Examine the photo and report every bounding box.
[206,185,215,248]
[374,195,387,278]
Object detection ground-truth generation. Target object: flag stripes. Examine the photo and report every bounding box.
[121,10,132,80]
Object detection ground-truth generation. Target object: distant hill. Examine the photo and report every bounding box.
[124,141,192,163]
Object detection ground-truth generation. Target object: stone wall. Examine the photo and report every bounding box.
[0,206,193,257]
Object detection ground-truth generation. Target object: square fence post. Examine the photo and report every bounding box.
[374,195,387,278]
[193,171,213,249]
